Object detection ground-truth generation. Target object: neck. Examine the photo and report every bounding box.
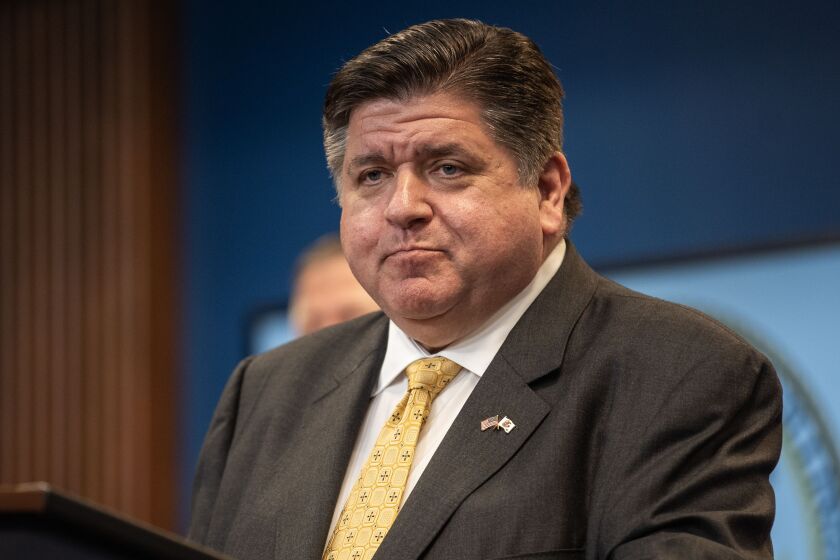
[395,315,475,354]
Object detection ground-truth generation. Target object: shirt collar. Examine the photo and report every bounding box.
[375,239,567,395]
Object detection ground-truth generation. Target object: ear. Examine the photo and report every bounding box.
[537,152,572,237]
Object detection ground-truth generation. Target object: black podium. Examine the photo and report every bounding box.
[0,482,231,559]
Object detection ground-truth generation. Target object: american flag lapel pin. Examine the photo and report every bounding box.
[480,415,500,431]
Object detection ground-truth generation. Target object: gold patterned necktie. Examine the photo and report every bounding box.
[323,356,462,560]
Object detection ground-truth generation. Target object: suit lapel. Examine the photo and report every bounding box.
[373,355,550,560]
[373,241,599,560]
[271,316,389,560]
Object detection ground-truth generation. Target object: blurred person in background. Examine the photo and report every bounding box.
[289,234,379,336]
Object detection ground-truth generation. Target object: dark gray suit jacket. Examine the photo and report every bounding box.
[189,242,782,560]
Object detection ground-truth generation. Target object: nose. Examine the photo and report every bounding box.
[383,168,433,229]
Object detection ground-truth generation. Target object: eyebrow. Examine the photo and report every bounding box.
[347,143,480,173]
[416,142,475,160]
[347,153,388,173]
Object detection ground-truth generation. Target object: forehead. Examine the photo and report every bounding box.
[345,92,493,153]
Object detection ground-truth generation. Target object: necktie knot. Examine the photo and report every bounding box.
[404,356,462,399]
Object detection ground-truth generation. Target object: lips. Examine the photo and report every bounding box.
[384,247,443,261]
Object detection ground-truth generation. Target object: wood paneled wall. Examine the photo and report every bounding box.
[0,0,179,530]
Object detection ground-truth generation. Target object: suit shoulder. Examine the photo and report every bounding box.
[261,310,386,358]
[240,311,388,389]
[217,311,388,440]
[594,277,757,353]
[577,276,781,452]
[586,275,772,372]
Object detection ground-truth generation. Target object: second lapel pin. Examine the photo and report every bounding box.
[498,416,515,433]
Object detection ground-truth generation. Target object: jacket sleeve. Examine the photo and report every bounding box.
[188,356,252,544]
[594,352,783,560]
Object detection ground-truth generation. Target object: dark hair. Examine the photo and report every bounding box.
[322,18,581,223]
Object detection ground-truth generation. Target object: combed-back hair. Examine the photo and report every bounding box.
[322,18,581,222]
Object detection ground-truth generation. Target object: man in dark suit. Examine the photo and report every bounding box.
[189,19,781,560]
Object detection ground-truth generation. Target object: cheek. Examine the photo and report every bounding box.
[340,211,379,268]
[455,197,541,245]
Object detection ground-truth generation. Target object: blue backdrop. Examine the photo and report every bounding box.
[181,0,840,529]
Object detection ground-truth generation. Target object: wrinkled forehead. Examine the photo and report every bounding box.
[345,93,494,155]
[346,85,491,129]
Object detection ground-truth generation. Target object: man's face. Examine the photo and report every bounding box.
[338,92,568,350]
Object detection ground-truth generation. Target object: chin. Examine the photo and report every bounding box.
[382,288,457,321]
[379,278,455,315]
[387,299,450,322]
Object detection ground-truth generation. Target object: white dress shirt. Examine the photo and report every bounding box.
[326,240,567,540]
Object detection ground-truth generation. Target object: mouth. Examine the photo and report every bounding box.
[384,247,444,261]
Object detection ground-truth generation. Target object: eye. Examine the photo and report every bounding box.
[360,169,385,185]
[433,162,465,178]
